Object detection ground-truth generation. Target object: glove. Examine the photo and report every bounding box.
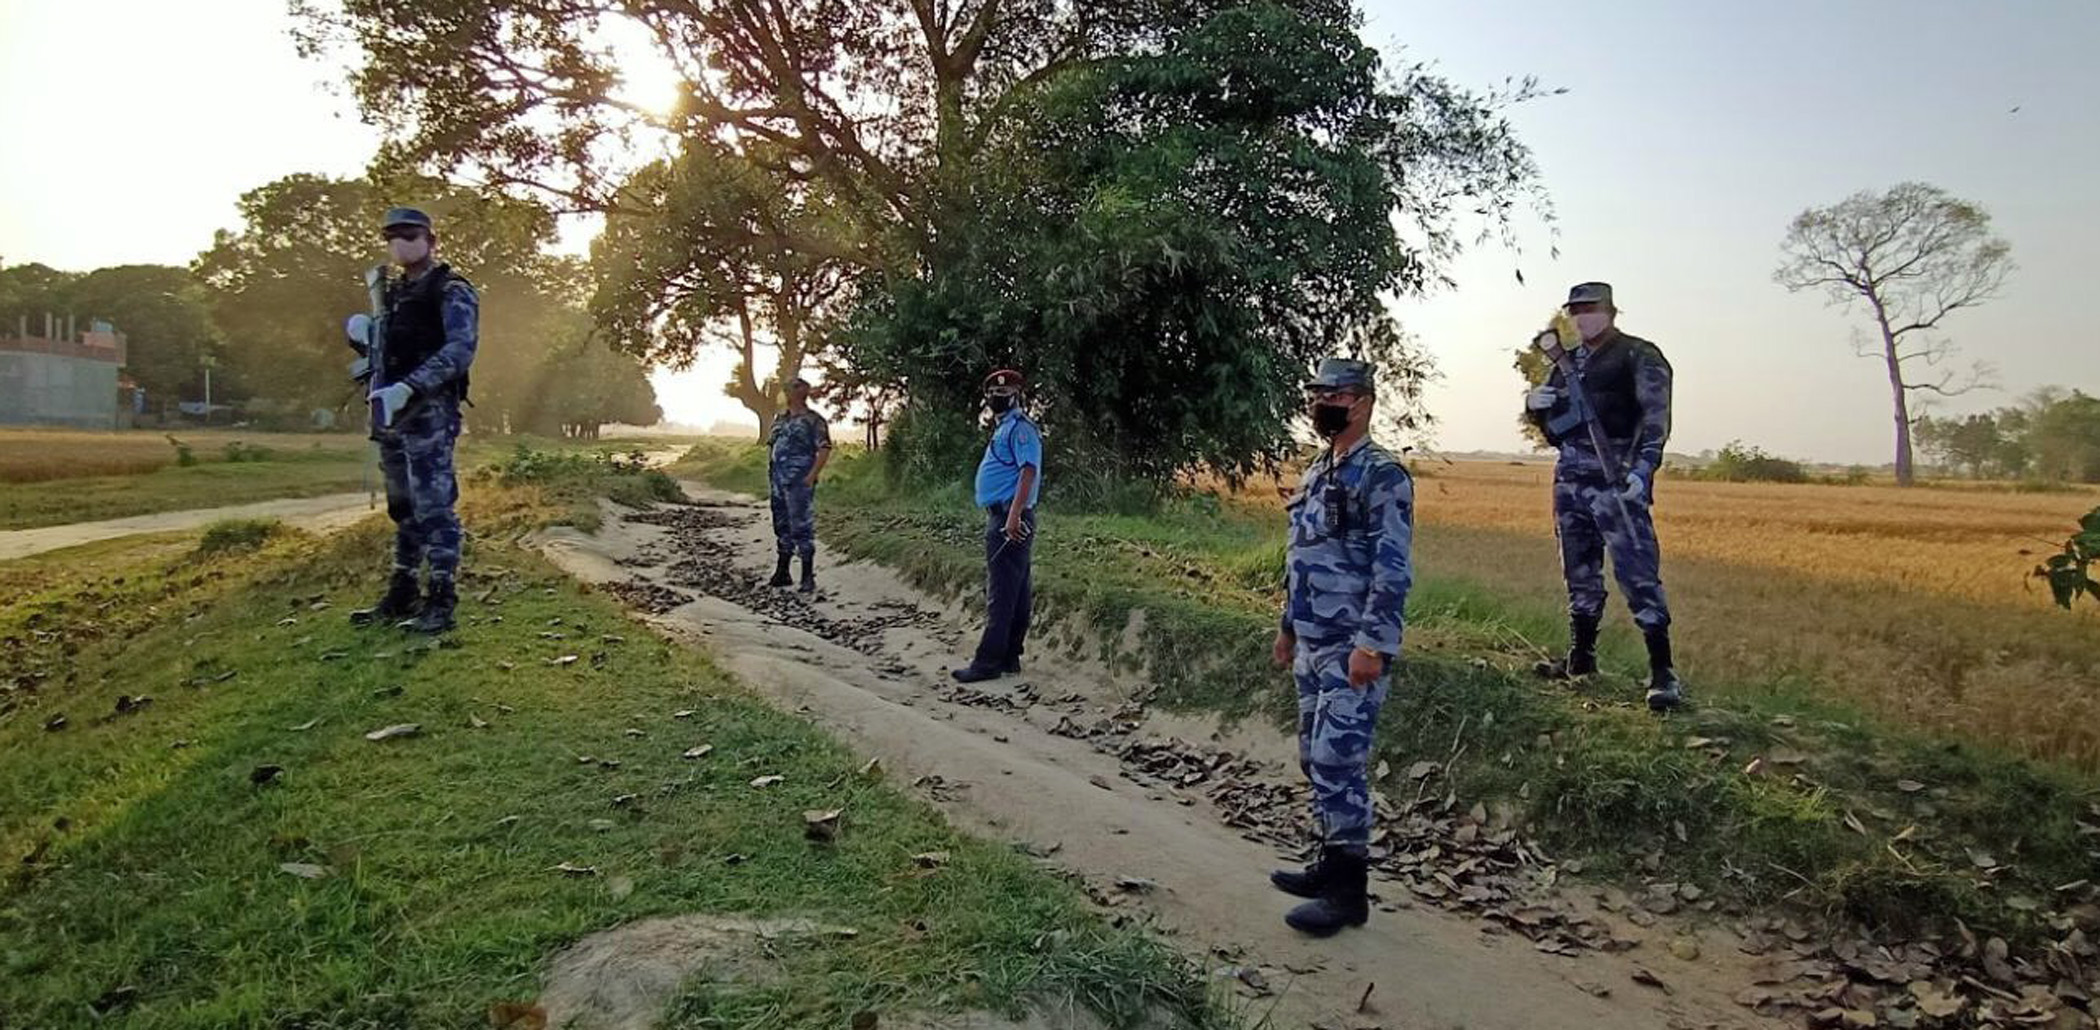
[1622,469,1649,503]
[1525,385,1562,412]
[370,382,413,428]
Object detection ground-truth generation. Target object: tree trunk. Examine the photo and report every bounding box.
[726,302,779,439]
[1871,296,1915,486]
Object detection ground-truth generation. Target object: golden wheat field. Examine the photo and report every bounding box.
[1229,460,2100,769]
[0,428,371,483]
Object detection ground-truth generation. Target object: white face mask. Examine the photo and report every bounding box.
[1574,311,1612,341]
[388,236,432,266]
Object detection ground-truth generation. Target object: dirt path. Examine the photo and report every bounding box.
[0,491,377,561]
[535,488,1779,1030]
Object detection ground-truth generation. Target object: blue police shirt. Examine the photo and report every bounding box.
[974,408,1043,508]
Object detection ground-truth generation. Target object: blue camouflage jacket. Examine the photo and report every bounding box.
[1280,438,1415,655]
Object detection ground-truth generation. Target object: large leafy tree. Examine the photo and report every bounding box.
[193,173,578,424]
[64,266,222,409]
[590,140,857,438]
[305,0,1548,478]
[1774,182,2013,487]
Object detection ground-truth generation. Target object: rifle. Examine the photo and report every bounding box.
[1532,329,1648,554]
[345,264,390,508]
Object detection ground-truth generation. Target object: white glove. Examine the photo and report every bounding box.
[1622,469,1649,502]
[369,382,413,428]
[344,313,374,350]
[1525,385,1562,412]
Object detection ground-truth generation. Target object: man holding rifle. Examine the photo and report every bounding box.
[1524,282,1682,711]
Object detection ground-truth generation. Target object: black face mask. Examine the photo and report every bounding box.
[986,394,1015,415]
[1311,401,1353,439]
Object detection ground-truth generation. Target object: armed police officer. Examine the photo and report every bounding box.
[1268,357,1414,938]
[767,377,832,593]
[1524,282,1682,710]
[348,207,479,634]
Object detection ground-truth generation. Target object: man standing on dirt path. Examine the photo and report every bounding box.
[1523,281,1683,710]
[348,207,479,635]
[951,369,1041,684]
[767,377,832,594]
[1269,357,1414,938]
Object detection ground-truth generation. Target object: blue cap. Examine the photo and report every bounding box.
[382,207,433,232]
[1306,357,1376,393]
[1565,281,1614,308]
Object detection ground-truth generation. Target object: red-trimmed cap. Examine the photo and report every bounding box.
[983,368,1026,392]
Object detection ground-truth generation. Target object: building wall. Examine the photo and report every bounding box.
[0,349,119,429]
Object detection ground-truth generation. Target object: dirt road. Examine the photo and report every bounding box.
[0,491,376,562]
[536,488,1776,1030]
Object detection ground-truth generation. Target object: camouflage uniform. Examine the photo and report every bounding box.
[1537,333,1673,631]
[767,409,831,560]
[1281,435,1415,852]
[375,266,478,589]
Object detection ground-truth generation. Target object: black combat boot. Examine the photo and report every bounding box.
[350,570,421,626]
[401,577,456,634]
[1284,846,1369,937]
[1534,612,1600,680]
[768,554,793,588]
[1269,850,1332,899]
[1643,626,1684,711]
[797,554,815,594]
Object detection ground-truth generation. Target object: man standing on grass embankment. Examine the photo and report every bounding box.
[766,377,832,594]
[951,369,1041,684]
[1269,357,1414,938]
[1523,281,1683,710]
[348,207,478,634]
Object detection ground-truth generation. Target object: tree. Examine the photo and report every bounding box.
[63,266,222,409]
[1774,182,2013,486]
[194,173,570,423]
[305,0,1553,483]
[836,4,1546,481]
[1914,413,2010,479]
[589,141,856,438]
[2034,507,2100,610]
[2027,391,2100,484]
[0,263,79,336]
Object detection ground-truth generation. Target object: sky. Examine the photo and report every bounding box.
[2,0,2095,462]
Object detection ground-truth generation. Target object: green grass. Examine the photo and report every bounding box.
[0,455,374,530]
[674,440,2100,945]
[0,483,1219,1028]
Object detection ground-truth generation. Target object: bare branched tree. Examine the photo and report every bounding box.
[1775,182,2012,485]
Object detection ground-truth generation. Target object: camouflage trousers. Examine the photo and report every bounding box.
[377,401,463,583]
[1553,475,1670,630]
[769,466,816,559]
[1294,634,1390,853]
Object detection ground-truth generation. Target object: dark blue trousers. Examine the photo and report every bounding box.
[973,502,1035,669]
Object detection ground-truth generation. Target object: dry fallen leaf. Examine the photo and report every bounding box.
[487,1001,548,1029]
[547,655,579,666]
[750,775,785,788]
[364,723,422,742]
[289,718,319,732]
[673,709,696,719]
[912,851,950,869]
[682,745,714,760]
[278,862,330,879]
[469,715,490,730]
[552,862,599,877]
[804,809,843,843]
[858,757,883,779]
[1896,779,1926,793]
[1630,967,1671,994]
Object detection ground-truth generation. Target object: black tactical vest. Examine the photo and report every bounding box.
[1566,333,1663,439]
[382,264,470,399]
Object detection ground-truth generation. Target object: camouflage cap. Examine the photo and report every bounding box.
[1306,357,1376,394]
[1565,281,1614,308]
[381,207,434,232]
